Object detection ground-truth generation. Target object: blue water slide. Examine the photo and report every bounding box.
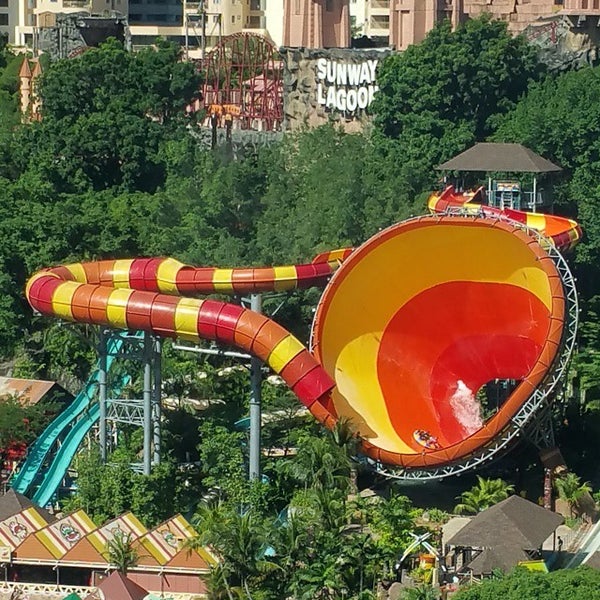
[11,335,125,496]
[33,374,131,507]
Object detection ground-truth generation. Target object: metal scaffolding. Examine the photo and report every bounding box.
[98,329,162,475]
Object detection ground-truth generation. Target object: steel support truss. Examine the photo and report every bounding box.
[368,212,579,481]
[99,329,162,476]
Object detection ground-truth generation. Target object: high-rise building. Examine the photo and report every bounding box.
[1,0,23,44]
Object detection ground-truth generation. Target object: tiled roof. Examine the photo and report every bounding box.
[18,510,96,560]
[0,377,63,406]
[0,489,55,523]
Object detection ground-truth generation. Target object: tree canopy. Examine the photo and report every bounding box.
[453,566,600,600]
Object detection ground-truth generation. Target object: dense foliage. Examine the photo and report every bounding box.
[453,566,600,600]
[0,394,58,450]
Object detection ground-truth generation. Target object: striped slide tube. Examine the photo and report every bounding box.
[25,256,343,410]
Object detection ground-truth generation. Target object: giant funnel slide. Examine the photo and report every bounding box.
[25,209,579,473]
[11,336,124,497]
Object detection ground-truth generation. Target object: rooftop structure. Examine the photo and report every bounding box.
[0,377,71,407]
[446,495,564,576]
[0,491,216,597]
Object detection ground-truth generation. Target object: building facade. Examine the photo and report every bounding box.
[9,0,286,53]
[6,0,600,54]
[282,0,350,47]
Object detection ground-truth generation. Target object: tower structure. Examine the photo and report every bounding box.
[18,57,43,122]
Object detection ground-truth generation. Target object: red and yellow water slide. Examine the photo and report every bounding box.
[25,199,580,476]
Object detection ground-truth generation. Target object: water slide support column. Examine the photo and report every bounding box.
[143,332,153,476]
[99,329,108,463]
[249,293,263,481]
[153,337,162,466]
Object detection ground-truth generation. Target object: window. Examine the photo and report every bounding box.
[295,0,300,12]
[0,14,9,25]
[231,14,235,22]
[325,0,333,10]
[0,0,8,8]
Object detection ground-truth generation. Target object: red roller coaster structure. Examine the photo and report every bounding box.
[198,32,283,131]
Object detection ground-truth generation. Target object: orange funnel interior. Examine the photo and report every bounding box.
[312,216,565,468]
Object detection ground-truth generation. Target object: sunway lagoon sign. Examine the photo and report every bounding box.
[315,57,379,115]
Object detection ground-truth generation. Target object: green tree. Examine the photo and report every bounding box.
[553,472,592,518]
[188,503,276,599]
[453,565,600,600]
[401,585,440,600]
[454,476,514,514]
[373,16,542,143]
[279,431,351,493]
[0,394,57,449]
[494,66,600,289]
[10,38,201,194]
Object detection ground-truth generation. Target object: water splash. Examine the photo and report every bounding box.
[450,380,483,436]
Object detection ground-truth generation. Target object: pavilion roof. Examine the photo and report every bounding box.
[17,509,96,560]
[0,489,54,523]
[437,143,562,173]
[465,545,530,575]
[136,514,215,569]
[97,571,148,600]
[447,495,563,550]
[62,512,147,565]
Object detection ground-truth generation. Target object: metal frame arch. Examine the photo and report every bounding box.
[200,31,283,131]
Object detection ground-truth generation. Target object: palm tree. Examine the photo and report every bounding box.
[454,476,514,515]
[282,434,351,492]
[330,417,360,495]
[554,472,592,518]
[187,502,277,599]
[400,584,440,600]
[104,531,139,575]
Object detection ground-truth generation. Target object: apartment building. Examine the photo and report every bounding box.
[1,0,25,45]
[9,0,286,53]
[8,0,581,54]
[282,0,350,46]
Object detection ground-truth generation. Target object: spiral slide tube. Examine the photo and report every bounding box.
[25,257,345,417]
[428,186,582,251]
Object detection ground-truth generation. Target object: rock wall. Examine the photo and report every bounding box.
[38,13,130,61]
[524,14,600,71]
[281,46,394,132]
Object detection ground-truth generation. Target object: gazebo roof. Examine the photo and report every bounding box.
[437,143,562,173]
[447,495,563,550]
